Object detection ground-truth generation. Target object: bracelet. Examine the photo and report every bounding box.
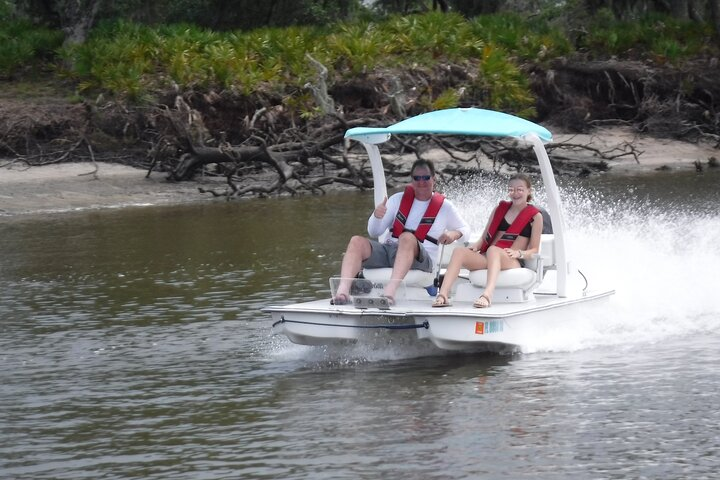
[519,250,524,259]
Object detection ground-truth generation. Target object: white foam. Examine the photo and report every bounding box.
[458,180,720,353]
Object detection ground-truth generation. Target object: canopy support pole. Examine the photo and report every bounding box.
[526,134,570,297]
[362,142,387,207]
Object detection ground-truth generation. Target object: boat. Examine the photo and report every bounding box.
[264,108,615,353]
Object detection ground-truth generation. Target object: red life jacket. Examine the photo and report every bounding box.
[480,201,540,253]
[391,186,445,244]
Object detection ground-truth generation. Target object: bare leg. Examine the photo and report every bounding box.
[480,245,520,302]
[336,235,372,298]
[383,232,419,300]
[436,248,488,301]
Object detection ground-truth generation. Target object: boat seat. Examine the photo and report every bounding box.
[468,234,555,289]
[468,267,537,289]
[362,268,434,287]
[362,240,463,288]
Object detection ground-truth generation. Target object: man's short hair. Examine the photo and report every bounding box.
[410,158,436,176]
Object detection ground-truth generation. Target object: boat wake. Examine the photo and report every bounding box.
[518,183,720,353]
[267,332,456,368]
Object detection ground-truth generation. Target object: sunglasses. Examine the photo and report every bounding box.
[412,175,432,181]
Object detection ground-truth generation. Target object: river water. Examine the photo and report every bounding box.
[1,170,719,479]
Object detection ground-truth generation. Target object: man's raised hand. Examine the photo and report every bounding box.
[373,196,388,219]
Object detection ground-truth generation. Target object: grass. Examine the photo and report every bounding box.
[0,78,76,102]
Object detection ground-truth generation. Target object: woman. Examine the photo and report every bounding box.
[432,173,543,308]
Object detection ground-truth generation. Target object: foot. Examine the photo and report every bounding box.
[330,293,349,305]
[473,294,491,308]
[380,294,395,307]
[432,293,451,307]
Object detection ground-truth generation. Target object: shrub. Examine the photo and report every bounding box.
[60,12,544,115]
[0,20,64,77]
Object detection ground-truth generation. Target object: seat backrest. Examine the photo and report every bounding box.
[539,207,553,234]
[539,234,555,268]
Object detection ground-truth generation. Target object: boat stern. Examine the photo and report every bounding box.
[265,300,430,347]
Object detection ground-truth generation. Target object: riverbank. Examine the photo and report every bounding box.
[551,127,719,174]
[0,162,224,217]
[1,127,717,217]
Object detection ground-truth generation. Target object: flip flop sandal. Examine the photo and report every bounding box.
[432,294,451,307]
[473,294,492,308]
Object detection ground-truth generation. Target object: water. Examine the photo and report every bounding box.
[1,170,719,479]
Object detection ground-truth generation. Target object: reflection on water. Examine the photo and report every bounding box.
[1,171,720,479]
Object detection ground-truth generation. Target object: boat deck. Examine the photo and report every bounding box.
[265,288,614,320]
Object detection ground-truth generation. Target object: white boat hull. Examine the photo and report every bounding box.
[265,289,614,353]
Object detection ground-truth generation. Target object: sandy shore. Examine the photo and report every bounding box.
[1,128,717,217]
[0,162,223,217]
[552,128,718,174]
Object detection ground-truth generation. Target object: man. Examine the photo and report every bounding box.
[332,158,470,305]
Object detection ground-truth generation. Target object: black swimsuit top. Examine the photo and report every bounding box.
[499,217,533,238]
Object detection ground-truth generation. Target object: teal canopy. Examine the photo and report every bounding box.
[344,108,552,143]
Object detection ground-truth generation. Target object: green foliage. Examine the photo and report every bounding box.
[0,0,13,19]
[18,7,718,116]
[382,12,483,62]
[579,12,714,61]
[476,44,536,117]
[430,88,464,110]
[257,26,323,83]
[324,22,387,74]
[0,19,64,77]
[56,12,542,114]
[469,13,572,61]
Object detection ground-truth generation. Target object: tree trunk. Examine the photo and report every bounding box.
[60,0,103,48]
[265,0,279,26]
[433,0,449,12]
[305,53,336,115]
